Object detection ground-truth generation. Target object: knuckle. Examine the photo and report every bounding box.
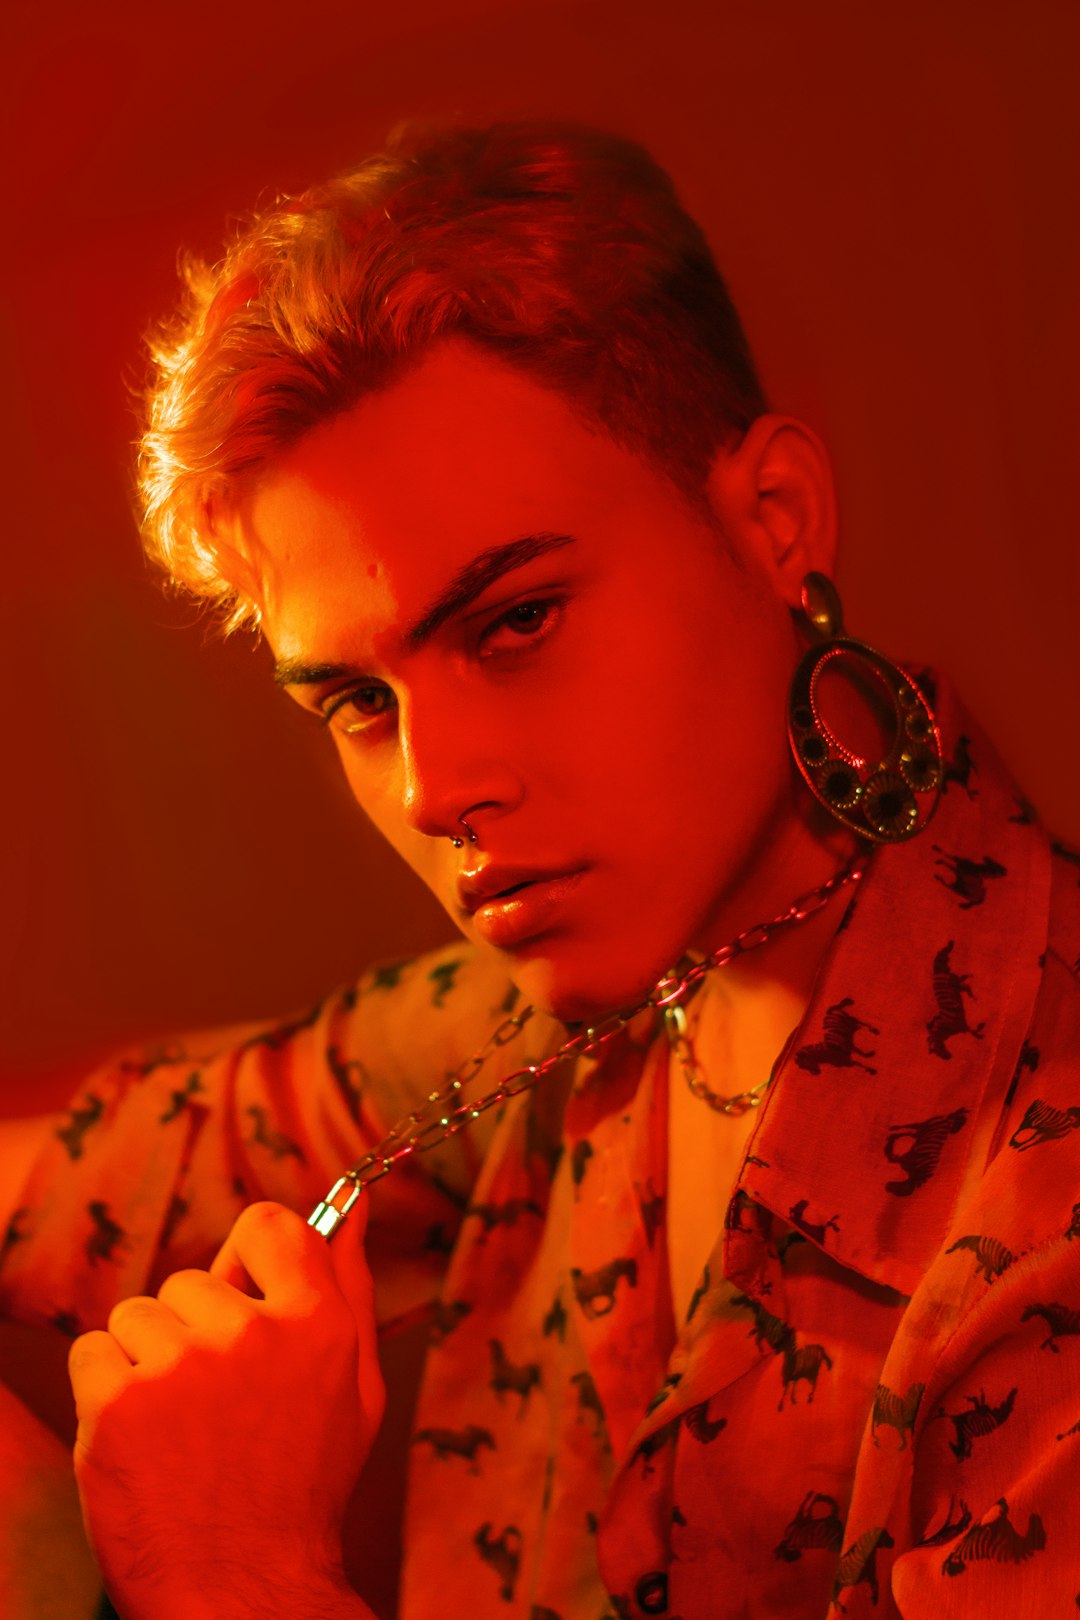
[107,1295,158,1334]
[239,1199,289,1227]
[68,1329,108,1371]
[156,1267,207,1304]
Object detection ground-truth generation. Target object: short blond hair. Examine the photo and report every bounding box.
[138,120,767,630]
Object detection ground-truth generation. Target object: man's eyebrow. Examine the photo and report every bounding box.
[272,531,576,686]
[404,531,576,650]
[273,658,355,687]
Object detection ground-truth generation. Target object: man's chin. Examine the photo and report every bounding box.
[505,948,673,1029]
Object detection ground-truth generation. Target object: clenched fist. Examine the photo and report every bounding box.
[69,1201,383,1620]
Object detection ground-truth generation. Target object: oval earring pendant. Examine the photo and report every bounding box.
[787,576,943,844]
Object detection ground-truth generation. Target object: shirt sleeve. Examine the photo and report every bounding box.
[891,888,1080,1615]
[0,942,523,1340]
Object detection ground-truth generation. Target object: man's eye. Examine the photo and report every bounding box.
[322,684,395,735]
[481,598,563,653]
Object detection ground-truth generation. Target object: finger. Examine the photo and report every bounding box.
[105,1295,186,1367]
[155,1263,260,1354]
[326,1196,384,1427]
[209,1201,336,1311]
[208,1232,263,1297]
[68,1330,133,1432]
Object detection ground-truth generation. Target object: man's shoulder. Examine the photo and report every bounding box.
[135,939,520,1076]
[328,938,530,1069]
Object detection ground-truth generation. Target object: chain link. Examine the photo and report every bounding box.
[308,861,864,1238]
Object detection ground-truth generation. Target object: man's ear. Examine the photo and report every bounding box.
[705,414,838,607]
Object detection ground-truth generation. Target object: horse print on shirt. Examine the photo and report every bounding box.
[55,1093,105,1160]
[413,1424,495,1470]
[883,1108,969,1196]
[794,999,878,1076]
[85,1201,129,1265]
[1004,1039,1039,1109]
[932,848,1007,908]
[569,1368,605,1433]
[245,1106,306,1162]
[941,1498,1045,1576]
[1020,1301,1080,1352]
[945,1234,1017,1284]
[474,1523,523,1600]
[778,1340,833,1410]
[571,1257,638,1318]
[159,1071,203,1124]
[926,942,984,1059]
[368,959,410,992]
[1009,1097,1080,1151]
[683,1399,727,1443]
[731,1293,792,1355]
[325,1044,369,1111]
[428,958,465,1007]
[787,1200,840,1247]
[542,1292,567,1341]
[686,1264,711,1322]
[938,1387,1017,1461]
[914,1498,973,1548]
[871,1381,924,1450]
[429,1299,472,1343]
[570,1138,593,1193]
[775,1491,844,1562]
[422,1222,456,1256]
[488,1339,541,1412]
[830,1526,894,1612]
[632,1414,682,1477]
[645,1372,684,1417]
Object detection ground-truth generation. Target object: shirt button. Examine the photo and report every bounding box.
[635,1571,668,1613]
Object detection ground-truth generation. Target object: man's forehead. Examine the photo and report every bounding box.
[237,339,683,655]
[268,530,579,682]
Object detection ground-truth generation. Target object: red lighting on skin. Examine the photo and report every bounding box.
[467,869,589,949]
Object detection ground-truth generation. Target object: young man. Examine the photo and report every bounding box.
[2,121,1078,1619]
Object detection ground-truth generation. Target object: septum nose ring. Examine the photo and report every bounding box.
[450,815,479,850]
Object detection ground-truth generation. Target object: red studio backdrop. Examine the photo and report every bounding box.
[3,0,1078,1097]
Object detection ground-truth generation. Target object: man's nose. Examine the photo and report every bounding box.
[397,689,523,842]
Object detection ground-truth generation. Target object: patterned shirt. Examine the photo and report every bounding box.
[2,679,1079,1618]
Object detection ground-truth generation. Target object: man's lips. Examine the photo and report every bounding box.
[457,866,590,948]
[456,864,586,914]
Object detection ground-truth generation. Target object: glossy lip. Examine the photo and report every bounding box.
[456,862,584,914]
[462,868,589,950]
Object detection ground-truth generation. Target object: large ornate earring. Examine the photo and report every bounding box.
[787,572,942,843]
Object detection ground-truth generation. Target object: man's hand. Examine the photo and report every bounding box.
[68,1201,384,1620]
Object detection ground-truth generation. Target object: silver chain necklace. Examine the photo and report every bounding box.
[309,861,864,1239]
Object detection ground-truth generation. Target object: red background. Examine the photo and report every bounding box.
[4,0,1079,1100]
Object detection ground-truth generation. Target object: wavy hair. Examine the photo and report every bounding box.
[137,119,767,630]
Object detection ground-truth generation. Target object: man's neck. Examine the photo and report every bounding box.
[691,794,864,1015]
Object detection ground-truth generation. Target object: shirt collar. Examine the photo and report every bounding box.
[740,675,1051,1297]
